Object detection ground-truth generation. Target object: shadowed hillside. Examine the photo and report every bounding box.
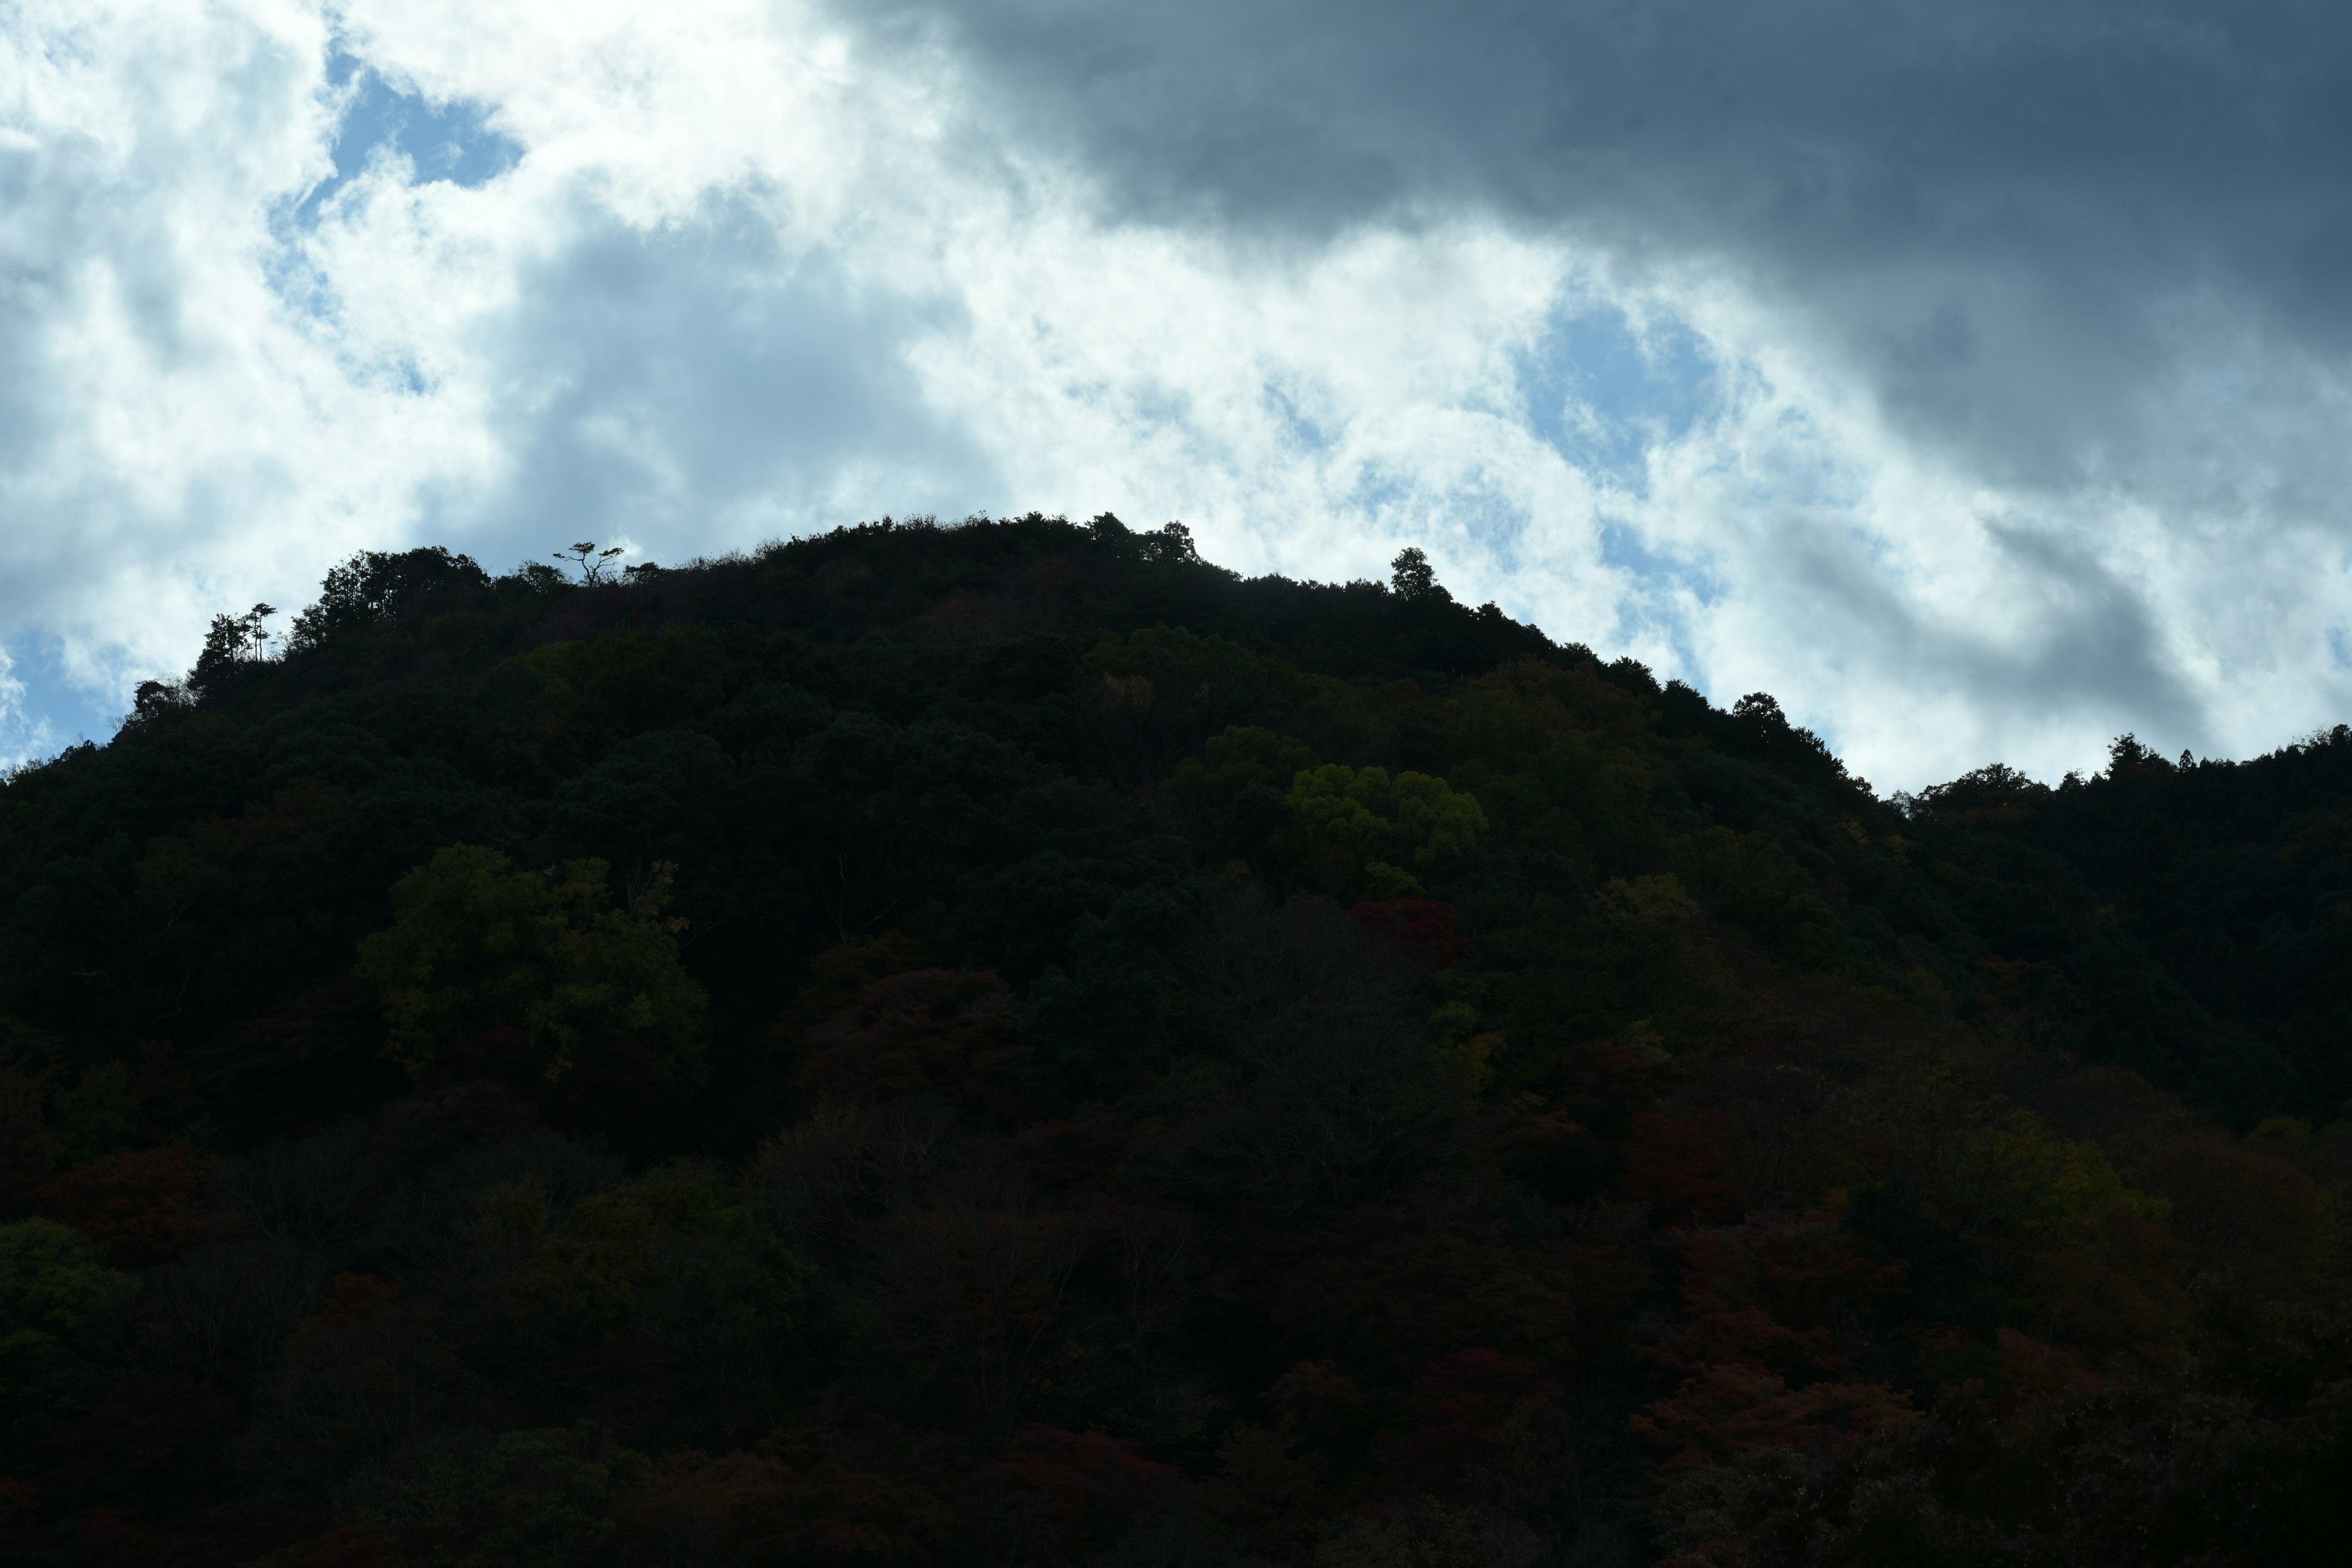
[3,513,2347,1566]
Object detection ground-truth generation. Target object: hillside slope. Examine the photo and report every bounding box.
[2,514,2347,1566]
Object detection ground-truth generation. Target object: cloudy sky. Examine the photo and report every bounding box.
[4,0,2349,787]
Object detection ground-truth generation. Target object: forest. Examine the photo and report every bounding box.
[2,511,2348,1567]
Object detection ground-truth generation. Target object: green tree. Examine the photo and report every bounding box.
[0,1218,140,1459]
[341,1425,654,1568]
[286,546,490,650]
[477,1162,817,1348]
[356,846,707,1090]
[51,1059,140,1166]
[1390,546,1446,601]
[189,601,278,696]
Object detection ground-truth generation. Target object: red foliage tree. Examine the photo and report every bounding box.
[875,1204,1084,1415]
[987,1427,1174,1560]
[1376,1349,1566,1508]
[1267,1219,1583,1379]
[796,970,1029,1121]
[614,1423,965,1567]
[298,1272,407,1333]
[35,1143,223,1267]
[1617,1110,1741,1227]
[1351,899,1471,967]
[1632,1213,1913,1477]
[1630,1365,1913,1477]
[1266,1359,1385,1477]
[1647,1215,1903,1382]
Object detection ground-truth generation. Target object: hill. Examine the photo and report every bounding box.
[2,513,2348,1566]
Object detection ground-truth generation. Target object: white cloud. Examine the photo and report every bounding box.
[1,0,2346,783]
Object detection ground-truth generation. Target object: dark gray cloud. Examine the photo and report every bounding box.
[841,0,2352,489]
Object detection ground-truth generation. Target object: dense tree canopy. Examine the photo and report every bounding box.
[0,513,2346,1565]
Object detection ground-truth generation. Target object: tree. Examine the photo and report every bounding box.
[286,546,491,650]
[1375,1349,1568,1509]
[244,1273,464,1491]
[1269,1226,1584,1379]
[50,1060,140,1166]
[477,1161,818,1372]
[987,1427,1174,1561]
[1287,764,1488,896]
[341,1426,652,1568]
[189,602,279,696]
[35,1144,219,1267]
[0,1019,62,1215]
[2106,731,2177,778]
[355,846,707,1095]
[554,541,627,583]
[1136,521,1201,565]
[611,1431,963,1567]
[794,968,1029,1120]
[126,678,193,726]
[39,1372,238,1522]
[0,1218,140,1461]
[1390,546,1442,600]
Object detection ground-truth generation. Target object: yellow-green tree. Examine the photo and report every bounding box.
[1286,764,1487,896]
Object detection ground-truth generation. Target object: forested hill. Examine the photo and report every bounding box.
[3,513,2348,1566]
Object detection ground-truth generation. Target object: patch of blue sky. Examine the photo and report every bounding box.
[1462,507,1536,578]
[1345,467,1415,521]
[264,52,523,368]
[1513,300,1720,496]
[1262,381,1337,456]
[271,48,520,269]
[0,635,126,767]
[1335,460,1544,589]
[308,50,522,213]
[1591,516,1719,684]
[1118,380,1199,434]
[2329,627,2352,670]
[1597,518,1724,631]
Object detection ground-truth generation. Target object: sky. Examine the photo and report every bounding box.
[2,0,2349,790]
